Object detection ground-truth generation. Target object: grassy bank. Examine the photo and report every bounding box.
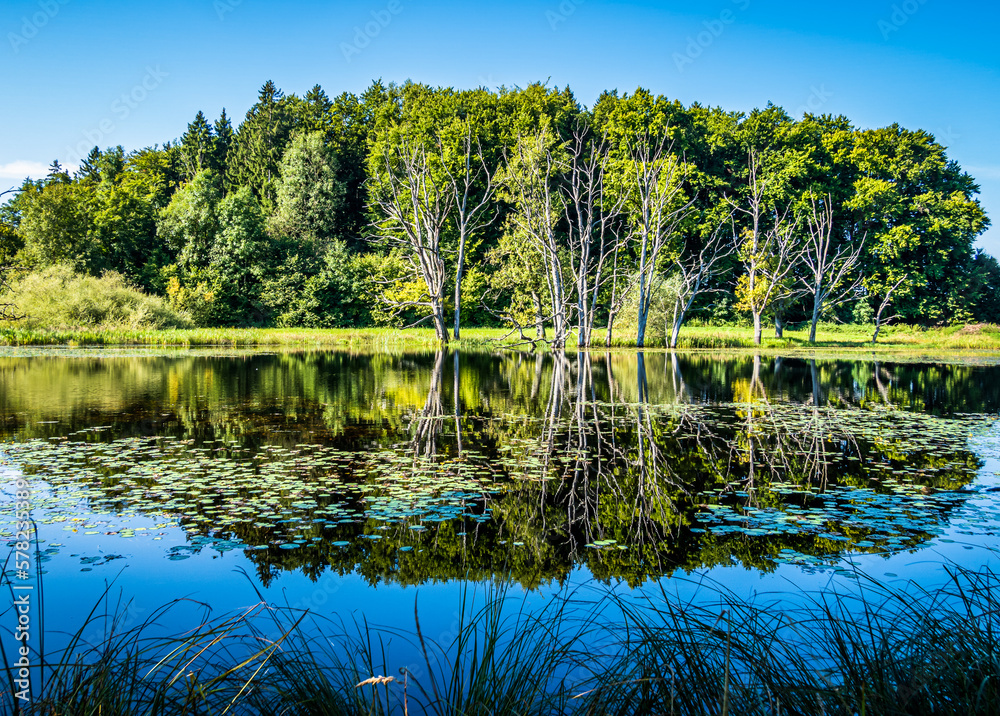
[5,563,998,715]
[2,322,1000,353]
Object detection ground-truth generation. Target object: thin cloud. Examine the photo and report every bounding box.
[0,160,50,181]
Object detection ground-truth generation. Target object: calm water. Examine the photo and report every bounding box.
[2,348,1000,658]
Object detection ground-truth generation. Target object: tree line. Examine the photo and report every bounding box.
[1,80,996,345]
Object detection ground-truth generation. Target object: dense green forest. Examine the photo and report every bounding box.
[1,80,996,346]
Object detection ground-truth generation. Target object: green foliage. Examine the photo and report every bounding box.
[616,273,682,345]
[269,131,346,245]
[225,80,296,206]
[260,239,369,327]
[16,179,94,271]
[1,80,995,333]
[2,264,191,329]
[206,186,270,324]
[178,110,218,180]
[157,169,222,271]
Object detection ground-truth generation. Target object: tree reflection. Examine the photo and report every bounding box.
[0,349,993,589]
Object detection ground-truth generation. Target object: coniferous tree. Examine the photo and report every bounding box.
[179,111,216,181]
[213,109,234,183]
[301,85,334,141]
[226,81,294,207]
[77,147,103,183]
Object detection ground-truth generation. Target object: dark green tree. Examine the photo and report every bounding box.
[179,111,216,180]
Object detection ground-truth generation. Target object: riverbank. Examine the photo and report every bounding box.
[1,322,999,352]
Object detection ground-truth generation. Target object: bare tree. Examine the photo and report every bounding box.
[731,152,802,345]
[620,132,693,348]
[799,194,865,343]
[665,212,735,348]
[370,137,454,342]
[602,240,636,347]
[872,274,908,343]
[561,125,626,348]
[502,129,571,350]
[443,129,496,340]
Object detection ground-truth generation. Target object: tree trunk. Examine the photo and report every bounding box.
[637,352,648,404]
[453,350,462,456]
[753,311,763,345]
[873,304,887,344]
[577,290,589,348]
[605,310,617,347]
[637,299,648,348]
[453,260,463,340]
[774,311,785,339]
[669,318,683,349]
[531,291,546,340]
[431,298,450,343]
[809,297,821,344]
[810,359,822,407]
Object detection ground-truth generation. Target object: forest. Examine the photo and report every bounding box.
[1,80,996,347]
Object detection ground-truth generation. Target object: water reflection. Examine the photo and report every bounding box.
[1,349,997,589]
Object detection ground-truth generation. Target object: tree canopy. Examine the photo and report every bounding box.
[1,80,993,341]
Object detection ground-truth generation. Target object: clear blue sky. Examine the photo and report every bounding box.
[3,0,998,253]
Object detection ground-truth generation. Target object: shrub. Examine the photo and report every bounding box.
[2,264,192,330]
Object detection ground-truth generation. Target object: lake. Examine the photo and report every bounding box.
[2,347,1000,691]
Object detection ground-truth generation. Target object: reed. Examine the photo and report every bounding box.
[3,559,998,715]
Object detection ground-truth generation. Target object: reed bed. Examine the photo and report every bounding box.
[3,561,998,715]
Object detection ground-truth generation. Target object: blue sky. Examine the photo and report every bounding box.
[2,0,998,253]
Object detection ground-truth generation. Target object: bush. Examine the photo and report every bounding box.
[2,264,192,330]
[616,273,682,345]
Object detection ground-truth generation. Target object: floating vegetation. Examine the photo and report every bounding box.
[1,351,999,587]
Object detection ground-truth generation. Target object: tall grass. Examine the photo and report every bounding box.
[3,560,999,715]
[3,322,1000,352]
[1,265,192,331]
